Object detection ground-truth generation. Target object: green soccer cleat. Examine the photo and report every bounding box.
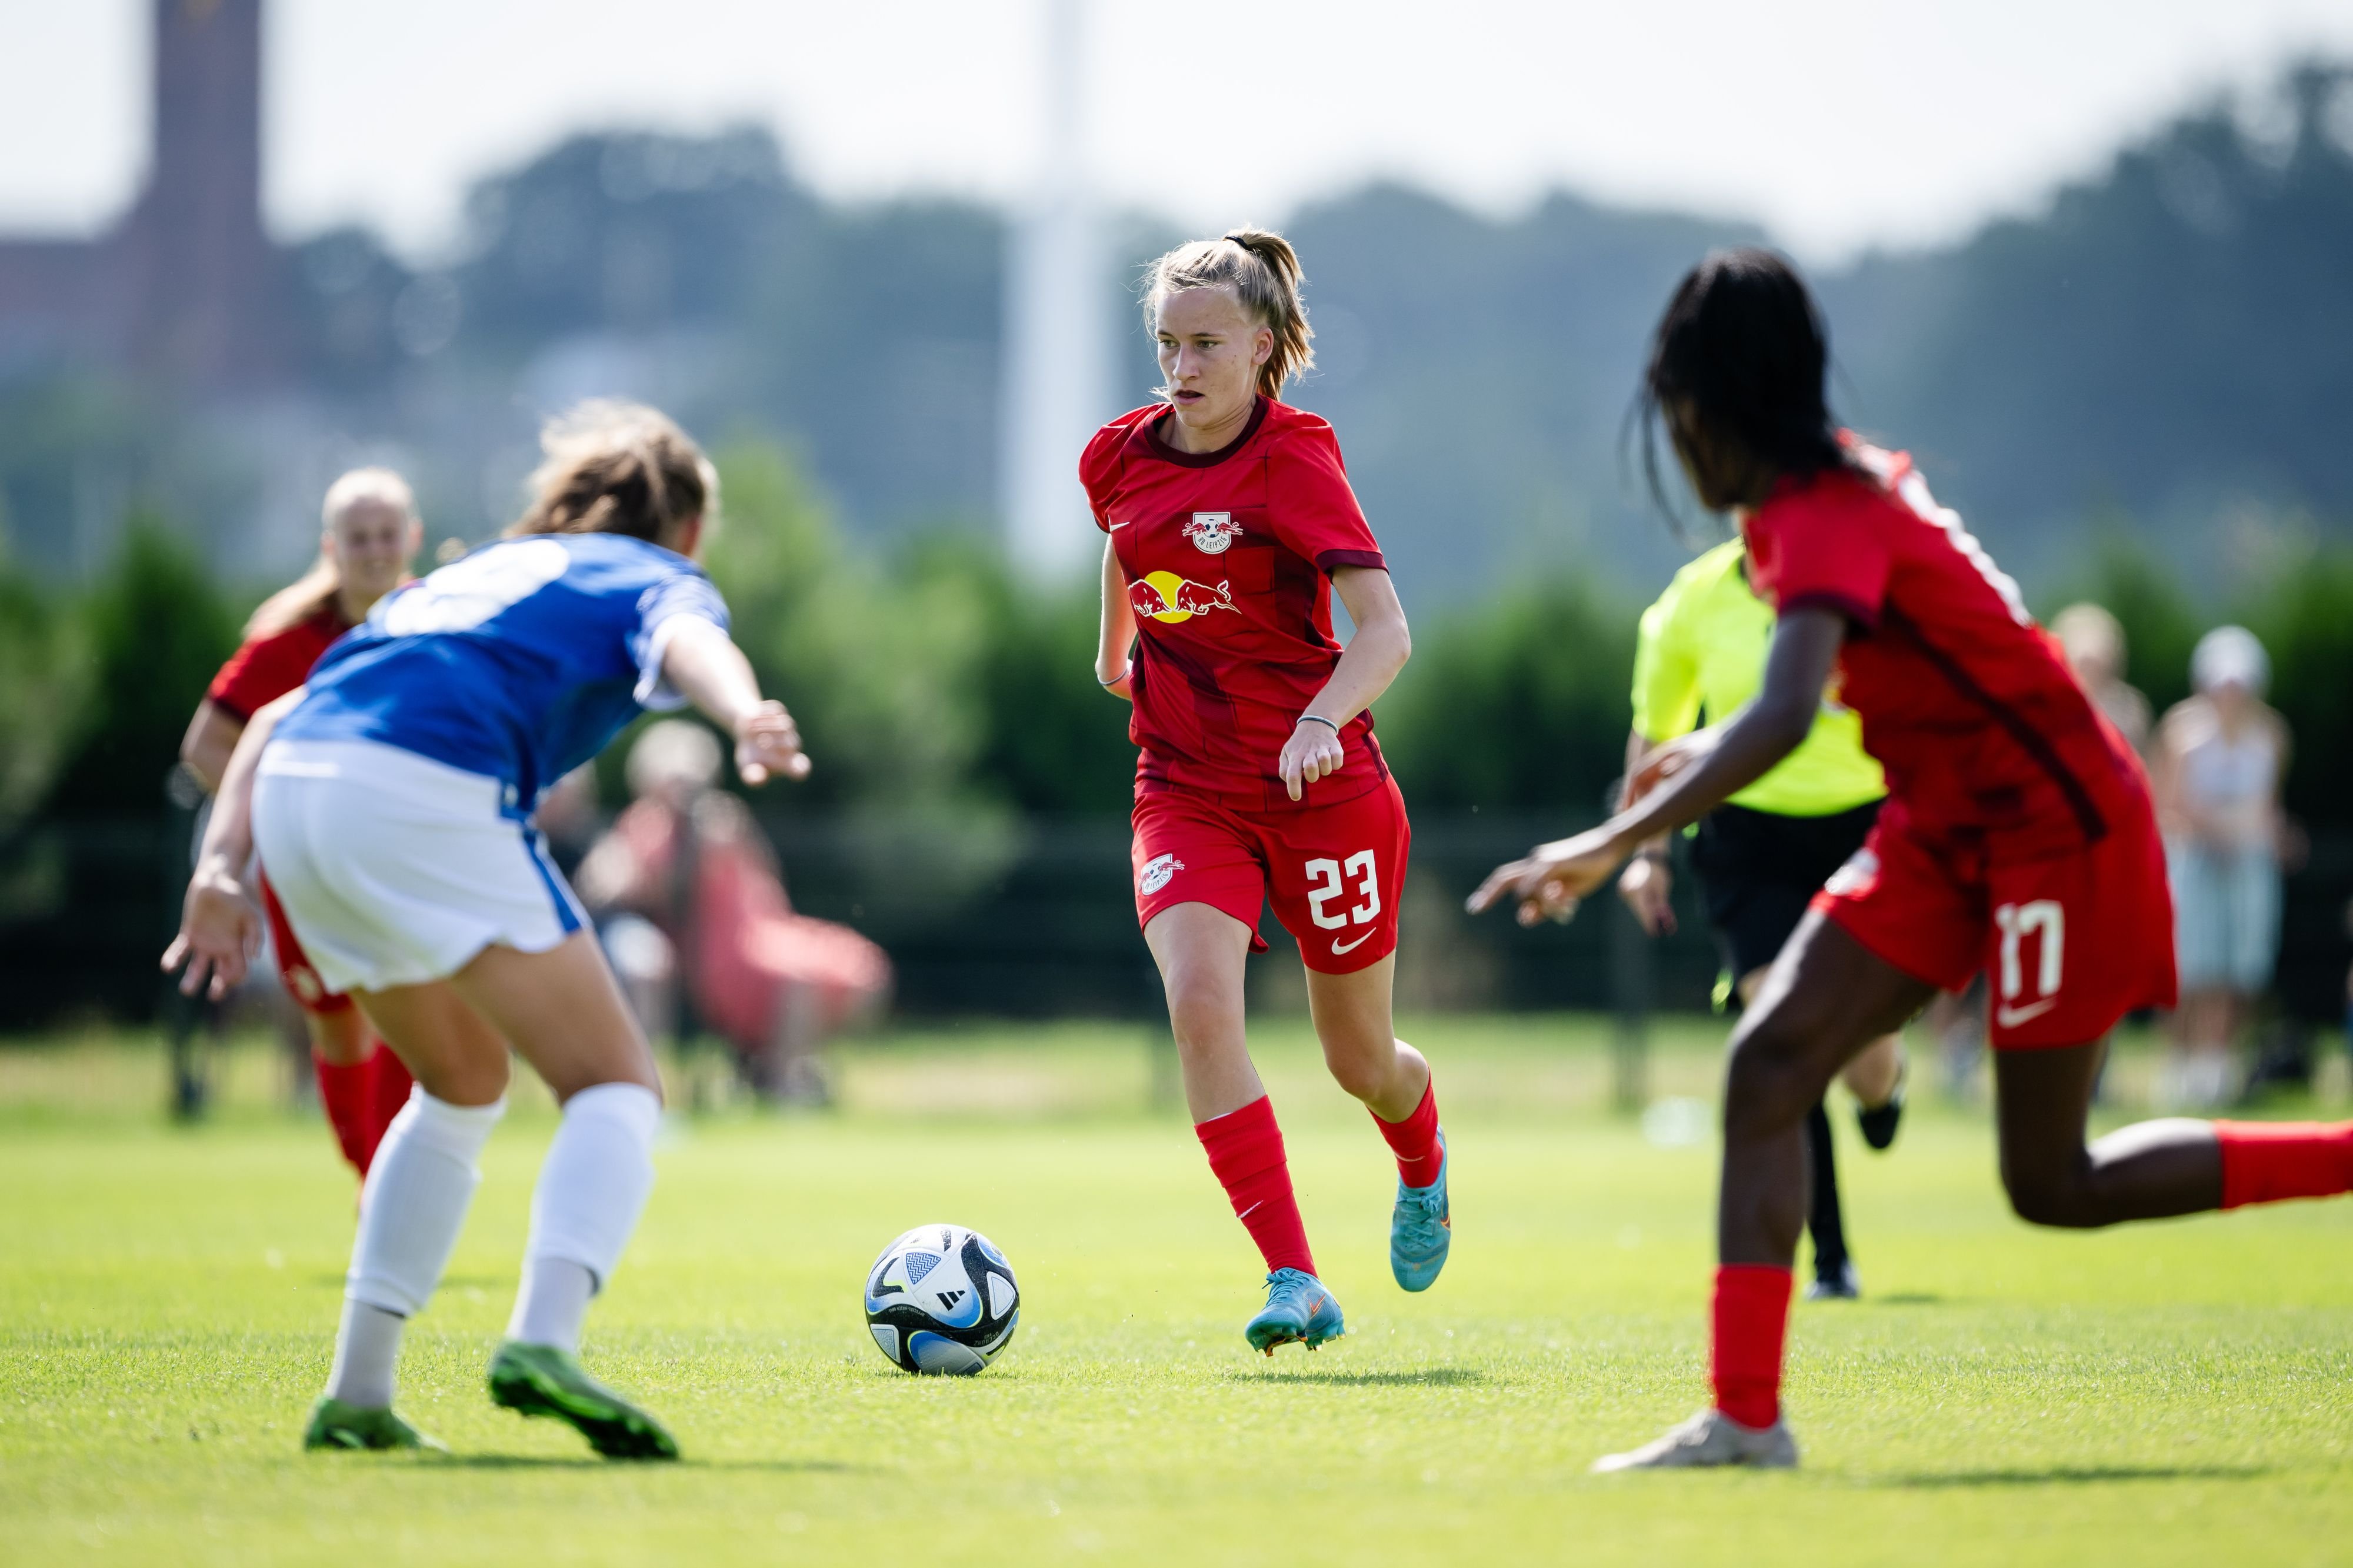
[487,1341,679,1460]
[1245,1268,1346,1355]
[1390,1129,1451,1292]
[302,1397,447,1453]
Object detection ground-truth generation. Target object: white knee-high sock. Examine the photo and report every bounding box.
[506,1082,661,1352]
[327,1090,506,1406]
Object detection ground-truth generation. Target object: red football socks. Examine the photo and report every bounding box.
[314,1042,415,1178]
[364,1045,415,1172]
[1372,1074,1444,1189]
[1196,1096,1317,1277]
[314,1052,376,1176]
[2215,1120,2353,1209]
[1711,1264,1794,1430]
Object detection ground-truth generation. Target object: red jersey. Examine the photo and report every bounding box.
[205,606,352,722]
[1081,397,1389,811]
[1742,443,2145,863]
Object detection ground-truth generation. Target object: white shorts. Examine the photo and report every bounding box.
[252,738,587,995]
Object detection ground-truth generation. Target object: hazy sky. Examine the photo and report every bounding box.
[4,1,2350,262]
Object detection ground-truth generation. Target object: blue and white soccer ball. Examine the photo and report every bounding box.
[863,1223,1020,1376]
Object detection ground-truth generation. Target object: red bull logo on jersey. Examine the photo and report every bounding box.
[1130,571,1237,625]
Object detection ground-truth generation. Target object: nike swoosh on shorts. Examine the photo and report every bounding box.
[1995,996,2059,1027]
[1331,929,1375,956]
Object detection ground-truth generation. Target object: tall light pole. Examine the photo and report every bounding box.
[999,0,1112,580]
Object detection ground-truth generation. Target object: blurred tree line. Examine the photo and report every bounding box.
[5,438,2351,1025]
[11,438,2352,841]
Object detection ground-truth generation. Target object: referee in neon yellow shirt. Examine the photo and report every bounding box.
[1620,538,1908,1299]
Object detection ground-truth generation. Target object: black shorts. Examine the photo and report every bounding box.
[1688,800,1882,982]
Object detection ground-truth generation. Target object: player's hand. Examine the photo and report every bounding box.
[1617,855,1677,936]
[1278,717,1346,802]
[161,863,261,1002]
[1466,828,1626,926]
[1625,728,1718,806]
[734,702,811,786]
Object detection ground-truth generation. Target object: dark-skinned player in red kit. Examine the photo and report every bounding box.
[1085,228,1447,1355]
[1472,248,2353,1469]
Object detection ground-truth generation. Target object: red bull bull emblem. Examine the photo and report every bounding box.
[1130,571,1236,625]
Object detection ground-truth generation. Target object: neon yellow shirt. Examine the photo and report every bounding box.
[1631,539,1886,817]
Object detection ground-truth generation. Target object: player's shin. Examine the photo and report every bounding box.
[1370,1068,1442,1187]
[1711,1264,1795,1430]
[2214,1120,2353,1209]
[507,1082,661,1351]
[1196,1095,1316,1276]
[330,1090,508,1407]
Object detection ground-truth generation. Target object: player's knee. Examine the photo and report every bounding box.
[1999,1162,2103,1229]
[1319,1040,1390,1102]
[1721,1026,1822,1138]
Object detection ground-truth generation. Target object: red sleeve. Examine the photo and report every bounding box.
[1743,478,1890,629]
[1078,419,1130,532]
[1265,425,1385,574]
[204,623,329,722]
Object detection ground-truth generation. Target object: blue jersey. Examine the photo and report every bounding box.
[276,533,729,816]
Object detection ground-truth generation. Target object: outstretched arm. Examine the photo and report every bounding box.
[1469,608,1843,924]
[658,616,812,787]
[1277,565,1412,801]
[1096,536,1138,701]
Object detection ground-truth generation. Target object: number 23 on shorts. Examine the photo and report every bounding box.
[1306,850,1381,956]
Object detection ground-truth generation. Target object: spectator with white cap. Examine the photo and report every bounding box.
[2151,626,2292,1106]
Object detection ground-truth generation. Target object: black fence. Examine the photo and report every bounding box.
[5,807,2350,1032]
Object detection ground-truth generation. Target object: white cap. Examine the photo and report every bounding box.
[2191,625,2268,696]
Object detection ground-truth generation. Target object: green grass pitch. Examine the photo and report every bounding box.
[4,1016,2351,1566]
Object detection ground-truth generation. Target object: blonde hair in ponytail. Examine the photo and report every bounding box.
[1142,226,1315,401]
[244,466,418,639]
[511,399,717,544]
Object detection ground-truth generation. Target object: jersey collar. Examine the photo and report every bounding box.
[1144,395,1269,468]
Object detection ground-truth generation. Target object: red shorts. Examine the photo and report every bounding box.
[1131,775,1410,975]
[258,870,355,1016]
[1812,799,2177,1049]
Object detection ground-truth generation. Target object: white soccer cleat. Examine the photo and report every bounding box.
[1591,1407,1799,1472]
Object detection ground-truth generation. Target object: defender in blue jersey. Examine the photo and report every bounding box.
[165,403,811,1460]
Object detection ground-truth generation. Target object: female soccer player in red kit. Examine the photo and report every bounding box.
[1084,229,1447,1353]
[181,468,424,1177]
[1474,248,2353,1469]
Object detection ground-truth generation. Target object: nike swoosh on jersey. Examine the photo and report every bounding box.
[1995,996,2060,1027]
[1108,520,1132,529]
[1331,929,1376,956]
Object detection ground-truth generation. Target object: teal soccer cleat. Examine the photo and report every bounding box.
[488,1341,679,1460]
[1245,1268,1346,1355]
[1390,1129,1451,1292]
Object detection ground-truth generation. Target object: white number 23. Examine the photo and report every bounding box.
[1306,851,1379,930]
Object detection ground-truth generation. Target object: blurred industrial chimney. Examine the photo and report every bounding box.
[999,0,1113,580]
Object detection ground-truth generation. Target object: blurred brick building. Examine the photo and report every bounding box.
[0,0,285,389]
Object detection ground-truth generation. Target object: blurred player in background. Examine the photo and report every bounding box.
[1085,229,1442,1355]
[576,718,889,1103]
[2051,602,2152,756]
[2151,626,2291,1106]
[165,402,811,1459]
[179,468,423,1176]
[1618,537,1906,1300]
[1473,248,2353,1470]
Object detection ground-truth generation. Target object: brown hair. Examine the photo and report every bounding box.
[244,467,418,640]
[1142,227,1315,401]
[509,400,718,544]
